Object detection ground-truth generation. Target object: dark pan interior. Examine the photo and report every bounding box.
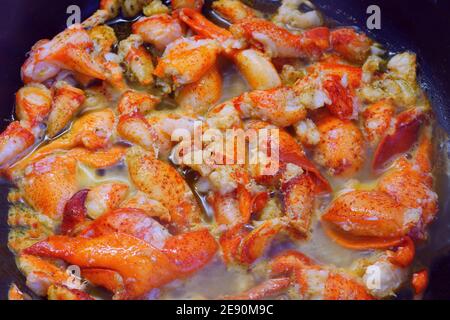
[0,0,449,300]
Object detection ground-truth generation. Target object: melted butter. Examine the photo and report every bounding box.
[76,162,134,190]
[295,218,373,268]
[219,63,250,103]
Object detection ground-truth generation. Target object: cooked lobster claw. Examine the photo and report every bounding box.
[238,220,283,265]
[132,14,184,51]
[24,233,179,300]
[15,84,52,125]
[279,130,330,193]
[17,254,79,297]
[25,226,218,299]
[178,8,233,43]
[46,81,86,138]
[117,112,159,152]
[18,154,78,221]
[322,126,437,250]
[219,224,248,265]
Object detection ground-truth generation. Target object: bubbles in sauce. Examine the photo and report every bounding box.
[161,259,258,300]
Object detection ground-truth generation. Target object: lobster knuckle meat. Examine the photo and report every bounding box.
[117,90,160,116]
[47,284,95,300]
[363,99,395,146]
[85,183,130,220]
[126,146,202,232]
[281,173,315,237]
[323,273,373,300]
[19,155,78,221]
[330,28,372,64]
[15,84,52,125]
[132,14,184,51]
[47,81,86,138]
[270,250,313,277]
[313,114,365,178]
[219,224,249,265]
[270,251,373,300]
